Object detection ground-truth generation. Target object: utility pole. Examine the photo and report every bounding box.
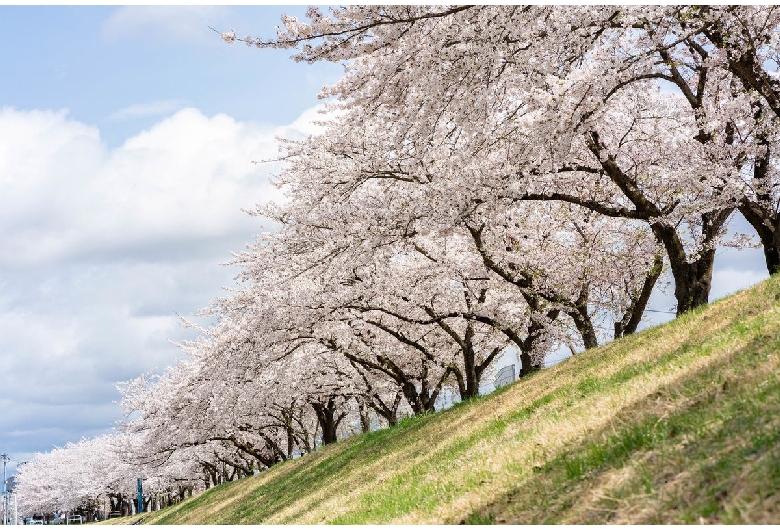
[1,453,9,526]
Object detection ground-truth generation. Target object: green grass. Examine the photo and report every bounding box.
[109,275,780,525]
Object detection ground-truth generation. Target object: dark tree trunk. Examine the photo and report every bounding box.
[427,311,486,400]
[652,209,731,316]
[311,396,345,445]
[460,323,479,398]
[343,326,446,416]
[738,144,780,276]
[669,251,716,316]
[584,130,732,317]
[742,204,780,276]
[462,351,479,398]
[398,365,443,414]
[370,388,403,427]
[287,426,296,458]
[357,398,372,433]
[615,252,664,339]
[346,359,402,428]
[569,283,599,349]
[402,380,428,415]
[374,353,441,415]
[518,320,546,377]
[517,347,540,377]
[385,390,403,426]
[733,129,780,276]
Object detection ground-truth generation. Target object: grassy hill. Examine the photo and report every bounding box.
[113,275,780,524]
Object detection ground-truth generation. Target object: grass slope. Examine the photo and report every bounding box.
[120,275,780,524]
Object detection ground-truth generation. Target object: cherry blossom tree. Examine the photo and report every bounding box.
[15,434,140,520]
[630,6,780,276]
[247,72,665,356]
[233,5,776,314]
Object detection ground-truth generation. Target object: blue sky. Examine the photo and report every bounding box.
[0,5,769,477]
[0,6,339,146]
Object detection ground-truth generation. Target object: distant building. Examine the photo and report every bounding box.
[5,475,17,493]
[494,364,516,389]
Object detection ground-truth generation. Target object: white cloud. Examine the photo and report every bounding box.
[108,99,187,121]
[278,103,333,137]
[100,6,231,45]
[0,104,320,457]
[0,106,311,267]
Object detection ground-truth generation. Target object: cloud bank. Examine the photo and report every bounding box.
[0,105,320,463]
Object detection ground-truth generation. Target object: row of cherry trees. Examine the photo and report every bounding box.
[16,6,780,516]
[14,433,203,519]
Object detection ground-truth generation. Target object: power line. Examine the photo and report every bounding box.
[643,308,677,314]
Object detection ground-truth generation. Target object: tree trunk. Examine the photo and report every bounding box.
[368,388,403,427]
[740,203,780,276]
[518,322,546,377]
[517,347,540,377]
[652,210,730,316]
[357,398,372,433]
[311,397,344,445]
[735,134,780,276]
[669,253,716,316]
[615,252,664,339]
[569,283,599,349]
[585,130,731,316]
[462,326,480,399]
